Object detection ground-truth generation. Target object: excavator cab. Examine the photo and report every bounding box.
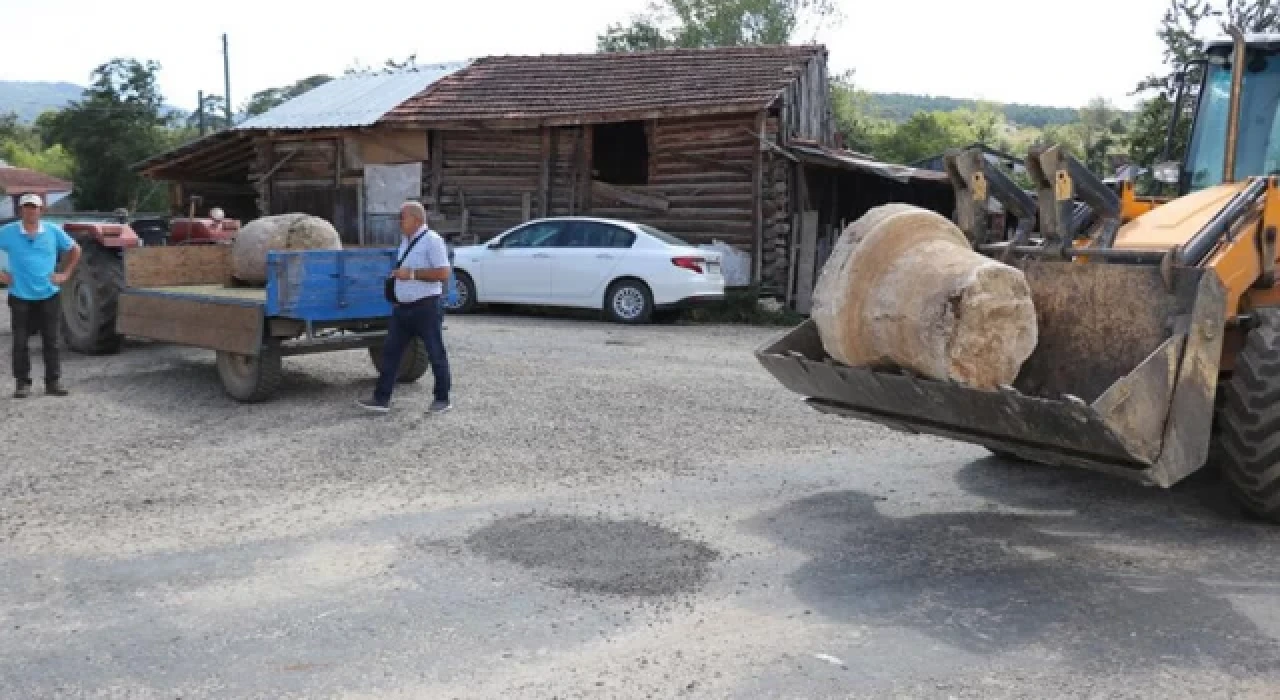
[758,28,1280,521]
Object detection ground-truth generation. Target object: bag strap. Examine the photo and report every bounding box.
[395,230,428,269]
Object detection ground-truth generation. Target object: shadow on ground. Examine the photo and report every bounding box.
[749,456,1280,672]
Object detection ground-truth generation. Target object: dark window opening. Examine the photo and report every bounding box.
[593,121,649,185]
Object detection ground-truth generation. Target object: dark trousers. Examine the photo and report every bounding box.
[374,297,450,405]
[8,293,61,386]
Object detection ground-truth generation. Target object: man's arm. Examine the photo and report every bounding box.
[51,228,81,284]
[392,236,451,282]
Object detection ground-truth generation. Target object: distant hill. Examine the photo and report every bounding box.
[0,81,84,122]
[866,92,1081,128]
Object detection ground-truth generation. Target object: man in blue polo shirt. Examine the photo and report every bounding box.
[0,193,82,398]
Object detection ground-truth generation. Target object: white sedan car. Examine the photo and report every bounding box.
[445,217,725,323]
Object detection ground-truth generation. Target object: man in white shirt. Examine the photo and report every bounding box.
[358,200,453,414]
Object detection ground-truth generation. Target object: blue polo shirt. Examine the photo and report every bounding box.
[0,221,77,301]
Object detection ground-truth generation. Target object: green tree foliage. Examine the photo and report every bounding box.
[0,112,74,182]
[185,93,230,131]
[41,58,172,211]
[597,0,839,52]
[866,93,1079,128]
[243,74,332,117]
[1131,0,1280,166]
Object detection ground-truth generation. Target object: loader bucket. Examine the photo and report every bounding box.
[758,261,1227,488]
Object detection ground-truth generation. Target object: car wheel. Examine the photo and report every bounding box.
[604,279,653,324]
[446,270,478,314]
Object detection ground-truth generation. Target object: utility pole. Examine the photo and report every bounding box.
[197,90,206,135]
[222,33,233,127]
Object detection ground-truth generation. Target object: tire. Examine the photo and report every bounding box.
[368,337,429,383]
[604,279,653,324]
[1216,308,1280,522]
[446,270,478,314]
[60,243,124,355]
[215,345,283,403]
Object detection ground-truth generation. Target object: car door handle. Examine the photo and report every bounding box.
[533,253,551,259]
[596,254,614,260]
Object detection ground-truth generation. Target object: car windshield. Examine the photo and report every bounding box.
[1185,49,1280,190]
[637,224,691,247]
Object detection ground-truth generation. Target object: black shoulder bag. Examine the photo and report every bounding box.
[385,232,428,304]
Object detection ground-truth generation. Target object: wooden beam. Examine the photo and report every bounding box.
[333,138,342,188]
[430,131,443,210]
[521,192,532,222]
[539,127,552,217]
[250,149,298,184]
[794,210,819,314]
[590,180,670,212]
[751,111,766,285]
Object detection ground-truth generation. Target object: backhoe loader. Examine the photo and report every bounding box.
[758,27,1280,521]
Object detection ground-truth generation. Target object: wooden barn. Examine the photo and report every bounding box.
[136,46,959,303]
[379,45,833,290]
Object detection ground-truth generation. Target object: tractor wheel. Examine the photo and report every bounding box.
[215,345,283,403]
[61,243,124,355]
[1216,308,1280,522]
[368,337,429,383]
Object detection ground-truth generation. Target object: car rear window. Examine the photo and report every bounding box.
[637,224,691,247]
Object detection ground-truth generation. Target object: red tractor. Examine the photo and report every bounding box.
[58,221,140,354]
[52,213,239,354]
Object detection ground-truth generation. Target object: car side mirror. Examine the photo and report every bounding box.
[488,241,501,249]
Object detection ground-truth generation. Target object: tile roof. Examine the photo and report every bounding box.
[237,63,467,130]
[0,166,72,195]
[381,44,824,126]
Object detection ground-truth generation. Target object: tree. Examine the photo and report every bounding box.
[597,0,839,52]
[1130,0,1280,166]
[42,58,172,211]
[185,94,229,131]
[243,74,333,117]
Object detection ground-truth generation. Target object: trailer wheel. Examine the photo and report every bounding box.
[1217,308,1280,523]
[61,243,124,355]
[368,337,429,383]
[215,345,283,403]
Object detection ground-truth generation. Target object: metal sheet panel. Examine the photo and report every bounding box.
[238,63,467,130]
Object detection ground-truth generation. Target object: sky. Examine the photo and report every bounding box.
[0,0,1175,113]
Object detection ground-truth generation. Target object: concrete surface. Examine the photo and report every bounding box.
[1,309,1279,699]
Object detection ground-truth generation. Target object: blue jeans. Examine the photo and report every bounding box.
[374,297,451,405]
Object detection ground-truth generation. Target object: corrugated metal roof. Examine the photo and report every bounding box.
[787,142,949,184]
[237,62,467,130]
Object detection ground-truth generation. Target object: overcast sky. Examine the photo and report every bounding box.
[2,0,1174,113]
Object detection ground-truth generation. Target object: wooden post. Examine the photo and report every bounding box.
[580,126,594,215]
[521,192,532,222]
[429,131,444,211]
[751,111,767,285]
[539,126,552,218]
[794,210,820,314]
[333,138,342,188]
[568,127,582,215]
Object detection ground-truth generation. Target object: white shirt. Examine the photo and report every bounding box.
[393,227,450,302]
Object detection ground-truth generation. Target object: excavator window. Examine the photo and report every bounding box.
[1185,48,1280,191]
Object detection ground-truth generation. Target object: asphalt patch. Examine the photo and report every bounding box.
[467,514,719,596]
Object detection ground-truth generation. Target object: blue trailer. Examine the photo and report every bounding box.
[116,245,431,402]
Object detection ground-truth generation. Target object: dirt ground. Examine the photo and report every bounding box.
[2,306,1279,699]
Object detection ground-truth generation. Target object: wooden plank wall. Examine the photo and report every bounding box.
[781,55,834,145]
[431,128,588,240]
[589,113,757,250]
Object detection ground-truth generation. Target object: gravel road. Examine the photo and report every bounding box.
[2,306,1279,699]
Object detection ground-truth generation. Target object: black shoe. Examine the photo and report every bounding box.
[45,382,68,397]
[13,384,30,399]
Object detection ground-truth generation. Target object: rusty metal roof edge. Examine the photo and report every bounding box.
[786,142,950,184]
